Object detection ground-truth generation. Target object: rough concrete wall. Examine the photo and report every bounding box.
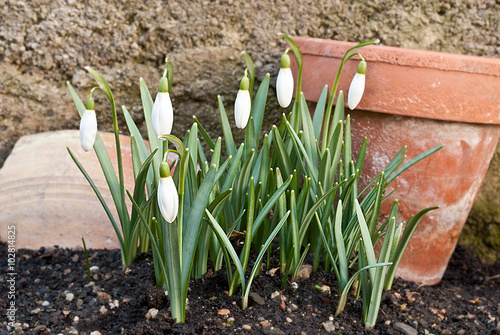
[1,0,499,259]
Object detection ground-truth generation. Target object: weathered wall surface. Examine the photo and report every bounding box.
[1,0,499,259]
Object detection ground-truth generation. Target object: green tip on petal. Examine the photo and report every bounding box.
[280,53,291,69]
[159,161,171,178]
[240,75,250,91]
[357,60,367,75]
[158,76,169,93]
[85,97,95,110]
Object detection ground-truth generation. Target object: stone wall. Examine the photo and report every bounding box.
[1,0,499,260]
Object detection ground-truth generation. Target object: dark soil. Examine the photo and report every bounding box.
[1,242,499,335]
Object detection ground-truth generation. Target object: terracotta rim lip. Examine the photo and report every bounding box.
[292,36,500,77]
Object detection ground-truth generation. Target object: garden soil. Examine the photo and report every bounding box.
[1,242,499,334]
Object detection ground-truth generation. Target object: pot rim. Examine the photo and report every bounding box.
[291,37,500,125]
[293,36,500,77]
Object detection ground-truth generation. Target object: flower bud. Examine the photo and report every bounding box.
[79,97,97,152]
[158,161,178,223]
[276,53,294,108]
[348,60,366,110]
[152,77,173,139]
[234,75,251,129]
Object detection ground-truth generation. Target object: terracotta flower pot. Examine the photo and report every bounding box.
[291,37,500,285]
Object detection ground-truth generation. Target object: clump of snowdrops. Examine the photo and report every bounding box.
[68,33,441,329]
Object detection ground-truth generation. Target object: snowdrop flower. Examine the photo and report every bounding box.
[152,76,173,139]
[276,52,294,108]
[79,97,97,152]
[234,74,251,129]
[158,161,178,223]
[348,60,366,110]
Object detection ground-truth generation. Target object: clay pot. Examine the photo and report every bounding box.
[291,37,500,285]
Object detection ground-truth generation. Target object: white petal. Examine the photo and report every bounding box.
[79,109,97,152]
[158,176,178,223]
[152,92,173,138]
[276,68,294,108]
[348,73,365,110]
[234,90,251,129]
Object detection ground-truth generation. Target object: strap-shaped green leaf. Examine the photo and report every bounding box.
[312,85,328,139]
[251,74,270,141]
[218,96,236,157]
[205,209,246,293]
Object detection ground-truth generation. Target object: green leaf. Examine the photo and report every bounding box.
[312,85,328,139]
[218,96,236,158]
[250,175,292,237]
[67,147,124,251]
[271,125,293,177]
[67,82,128,239]
[181,166,216,293]
[251,74,270,140]
[386,144,444,184]
[130,148,159,228]
[355,200,377,281]
[243,210,291,308]
[299,92,319,175]
[193,116,216,150]
[385,206,439,289]
[284,120,318,183]
[205,209,246,293]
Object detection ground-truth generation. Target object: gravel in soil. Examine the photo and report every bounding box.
[1,242,499,334]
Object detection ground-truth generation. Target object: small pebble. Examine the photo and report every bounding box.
[323,321,335,333]
[109,300,119,309]
[34,278,41,284]
[89,266,99,272]
[72,254,79,262]
[209,296,217,301]
[249,292,265,306]
[90,332,102,335]
[42,300,50,306]
[289,303,298,312]
[31,308,41,315]
[100,306,108,314]
[146,308,159,320]
[260,320,271,327]
[393,322,418,335]
[73,316,80,325]
[286,317,293,323]
[270,291,282,303]
[97,292,112,300]
[262,326,286,335]
[76,299,84,308]
[297,264,312,279]
[66,293,75,302]
[218,308,230,316]
[227,317,235,324]
[64,268,71,274]
[242,324,252,330]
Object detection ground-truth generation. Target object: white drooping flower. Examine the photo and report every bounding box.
[348,60,367,110]
[234,75,251,129]
[158,161,178,223]
[152,76,173,139]
[79,97,97,152]
[276,53,294,108]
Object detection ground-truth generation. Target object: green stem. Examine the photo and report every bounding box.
[167,220,184,323]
